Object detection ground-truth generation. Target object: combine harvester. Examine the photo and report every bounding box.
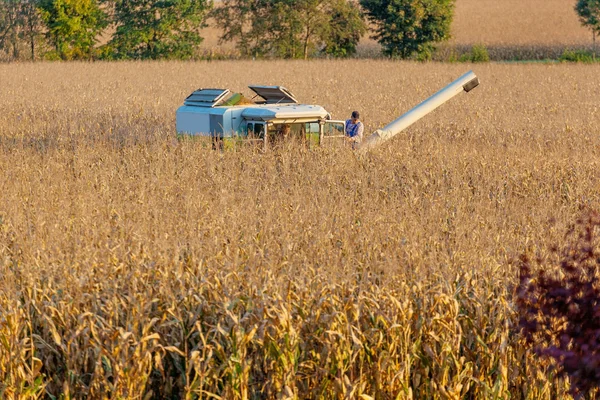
[176,71,479,151]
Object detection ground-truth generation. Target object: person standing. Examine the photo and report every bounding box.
[345,111,364,149]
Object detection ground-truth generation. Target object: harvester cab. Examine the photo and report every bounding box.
[176,71,480,151]
[176,85,346,148]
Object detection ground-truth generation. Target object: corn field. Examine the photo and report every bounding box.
[0,61,599,399]
[451,0,589,47]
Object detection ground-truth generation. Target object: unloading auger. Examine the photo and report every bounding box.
[357,71,480,152]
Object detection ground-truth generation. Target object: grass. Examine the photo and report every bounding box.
[0,60,599,398]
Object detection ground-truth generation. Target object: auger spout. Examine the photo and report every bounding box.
[358,71,479,152]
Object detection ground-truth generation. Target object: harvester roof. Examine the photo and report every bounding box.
[241,104,328,121]
[181,86,328,123]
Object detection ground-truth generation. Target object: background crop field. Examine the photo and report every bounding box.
[1,61,599,398]
[452,0,589,47]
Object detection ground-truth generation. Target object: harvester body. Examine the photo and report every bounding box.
[176,86,346,147]
[175,72,480,150]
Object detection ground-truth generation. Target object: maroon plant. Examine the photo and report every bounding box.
[517,210,600,399]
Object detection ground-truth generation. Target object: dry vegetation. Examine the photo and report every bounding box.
[451,0,589,46]
[1,61,600,399]
[447,0,594,60]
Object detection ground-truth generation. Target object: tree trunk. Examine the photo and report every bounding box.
[150,29,157,59]
[593,31,596,61]
[304,26,310,60]
[12,39,19,61]
[29,26,35,62]
[290,30,295,59]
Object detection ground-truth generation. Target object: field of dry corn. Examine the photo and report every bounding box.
[1,61,600,399]
[448,0,594,61]
[451,0,589,47]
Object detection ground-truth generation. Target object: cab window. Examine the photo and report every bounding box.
[305,122,320,134]
[324,121,345,136]
[254,123,265,137]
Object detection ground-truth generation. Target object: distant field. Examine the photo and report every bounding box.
[202,0,593,58]
[1,61,599,398]
[452,0,589,46]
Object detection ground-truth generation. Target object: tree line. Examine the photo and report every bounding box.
[0,0,212,61]
[0,0,458,61]
[1,0,599,62]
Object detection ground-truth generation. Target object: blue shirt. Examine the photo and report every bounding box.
[345,119,364,142]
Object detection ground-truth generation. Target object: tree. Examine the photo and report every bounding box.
[575,0,600,57]
[288,0,329,60]
[0,0,45,61]
[360,0,455,59]
[19,0,44,61]
[212,0,289,58]
[323,0,366,57]
[211,0,270,58]
[0,0,22,59]
[39,0,107,60]
[106,0,212,60]
[212,0,366,59]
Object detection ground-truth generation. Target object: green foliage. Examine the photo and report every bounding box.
[576,0,600,56]
[470,44,489,62]
[106,0,212,60]
[575,1,600,36]
[322,0,366,57]
[559,49,596,63]
[42,48,62,60]
[458,44,490,62]
[360,0,455,59]
[212,0,366,59]
[38,0,107,60]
